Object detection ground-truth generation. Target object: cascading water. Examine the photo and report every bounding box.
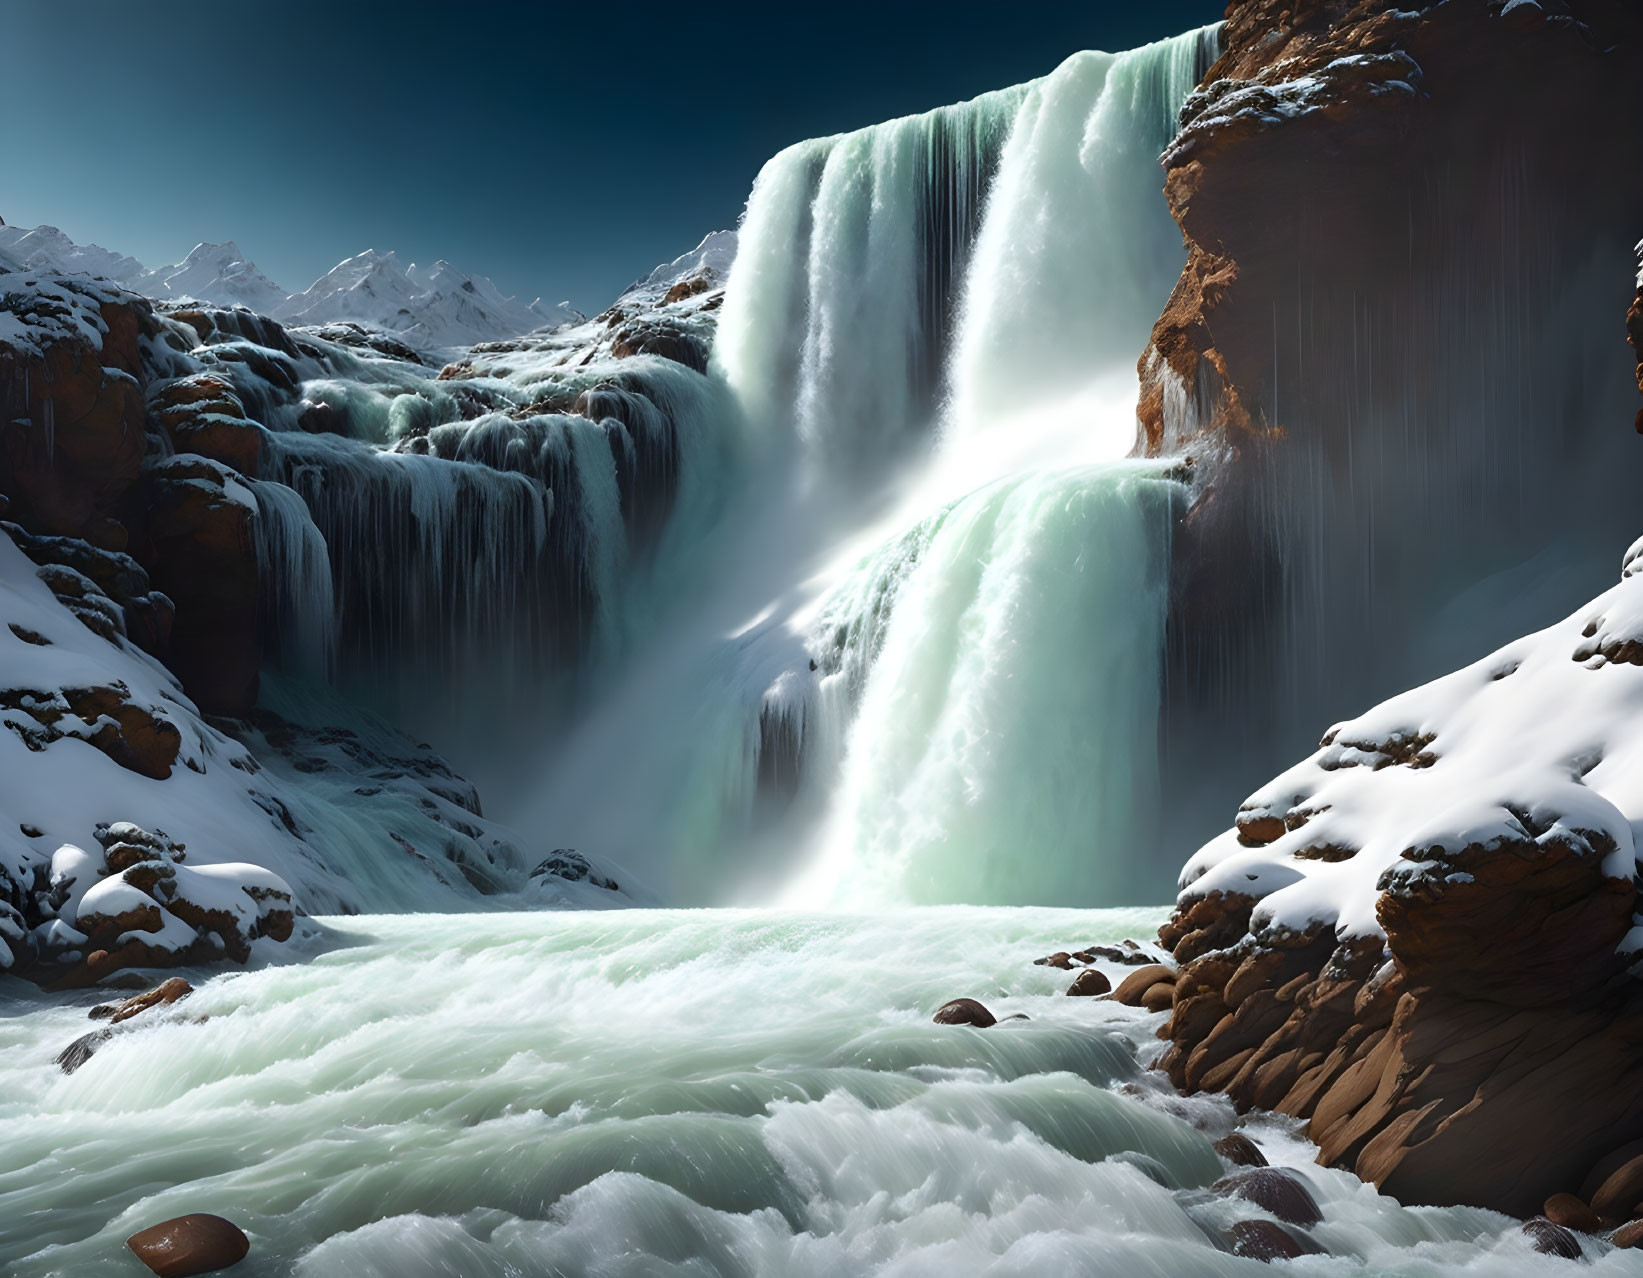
[789,462,1182,908]
[518,28,1216,905]
[10,24,1622,1277]
[249,477,337,679]
[251,353,741,777]
[714,81,1026,471]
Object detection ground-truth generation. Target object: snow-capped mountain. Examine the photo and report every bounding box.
[529,297,585,327]
[0,221,562,350]
[149,241,288,313]
[0,223,149,287]
[274,249,551,350]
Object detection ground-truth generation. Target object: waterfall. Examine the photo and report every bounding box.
[263,431,550,671]
[517,27,1218,906]
[757,31,1214,906]
[250,478,337,679]
[254,354,740,762]
[715,81,1026,473]
[789,462,1182,907]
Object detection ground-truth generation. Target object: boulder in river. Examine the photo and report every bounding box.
[932,997,996,1027]
[1213,1167,1322,1227]
[1521,1216,1582,1260]
[1067,969,1111,997]
[1226,1218,1323,1261]
[126,1213,248,1275]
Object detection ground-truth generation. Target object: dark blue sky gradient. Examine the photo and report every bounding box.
[1,1,1223,312]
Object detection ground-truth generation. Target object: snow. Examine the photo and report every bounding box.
[76,874,159,924]
[118,908,196,953]
[0,268,120,360]
[0,221,555,351]
[1168,51,1422,167]
[149,241,289,312]
[1179,536,1643,946]
[49,843,105,920]
[617,230,738,306]
[278,249,542,350]
[0,223,149,286]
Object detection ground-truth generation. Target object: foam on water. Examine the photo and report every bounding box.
[0,908,1621,1276]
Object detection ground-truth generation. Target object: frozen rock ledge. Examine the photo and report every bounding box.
[1136,530,1643,1231]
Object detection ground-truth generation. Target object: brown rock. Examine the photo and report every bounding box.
[1213,1168,1322,1227]
[609,321,708,373]
[75,900,164,947]
[126,1213,249,1276]
[1159,891,1256,964]
[1542,1192,1602,1234]
[64,686,182,780]
[1066,969,1111,997]
[1226,1219,1324,1261]
[142,459,260,714]
[1111,963,1176,1006]
[663,275,713,304]
[90,976,193,1025]
[1166,991,1229,1046]
[1214,1132,1269,1168]
[1613,1218,1643,1248]
[1581,1138,1643,1203]
[1235,813,1286,846]
[1140,981,1177,1013]
[1591,1154,1643,1223]
[1521,1217,1582,1260]
[1035,951,1074,969]
[932,998,996,1028]
[0,289,150,539]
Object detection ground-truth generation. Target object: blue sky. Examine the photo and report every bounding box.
[0,1,1223,312]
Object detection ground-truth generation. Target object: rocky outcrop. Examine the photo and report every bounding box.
[2,819,295,988]
[138,455,261,715]
[43,821,294,989]
[0,268,270,714]
[1140,0,1643,860]
[1131,886,1643,1221]
[1141,0,1643,459]
[0,273,151,543]
[1121,530,1643,1224]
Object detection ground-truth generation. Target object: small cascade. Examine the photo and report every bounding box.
[261,430,554,701]
[255,353,740,762]
[249,478,337,679]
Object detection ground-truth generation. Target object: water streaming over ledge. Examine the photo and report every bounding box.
[237,28,1220,909]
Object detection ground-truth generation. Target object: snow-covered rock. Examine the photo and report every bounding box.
[1179,538,1643,947]
[1145,531,1643,1220]
[616,230,737,307]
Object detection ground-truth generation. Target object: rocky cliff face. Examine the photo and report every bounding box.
[1111,524,1643,1228]
[1126,0,1643,1228]
[1142,0,1643,854]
